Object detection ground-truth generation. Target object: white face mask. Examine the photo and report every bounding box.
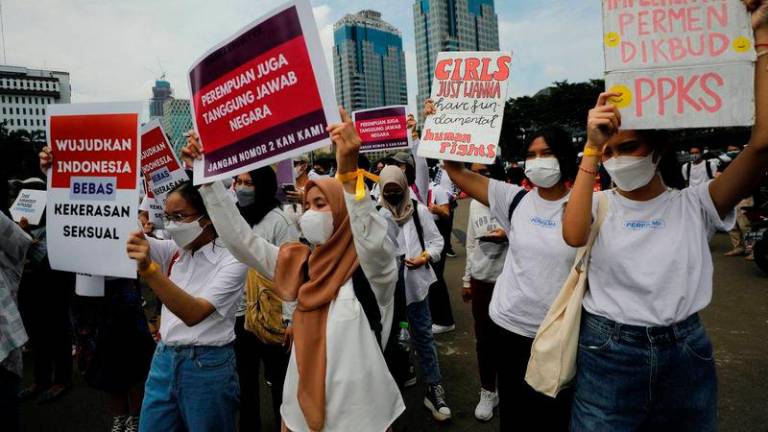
[525,157,562,188]
[235,186,256,207]
[299,209,334,246]
[165,217,205,249]
[603,154,658,192]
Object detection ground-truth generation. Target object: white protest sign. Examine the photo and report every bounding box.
[188,0,339,184]
[603,0,756,129]
[46,102,142,279]
[140,120,188,200]
[75,273,105,297]
[10,189,47,225]
[417,51,512,164]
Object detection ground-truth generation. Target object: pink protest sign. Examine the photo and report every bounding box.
[353,105,411,153]
[602,0,756,129]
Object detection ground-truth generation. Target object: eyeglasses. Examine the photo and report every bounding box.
[162,213,200,224]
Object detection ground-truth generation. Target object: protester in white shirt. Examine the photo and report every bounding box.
[377,166,453,421]
[564,13,768,427]
[681,146,720,187]
[439,120,579,430]
[185,109,404,432]
[460,162,509,422]
[125,181,247,432]
[231,167,300,431]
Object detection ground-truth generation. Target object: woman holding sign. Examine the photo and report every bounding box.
[562,2,768,429]
[183,109,404,432]
[434,113,578,429]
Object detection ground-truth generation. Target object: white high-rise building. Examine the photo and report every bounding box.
[0,65,71,135]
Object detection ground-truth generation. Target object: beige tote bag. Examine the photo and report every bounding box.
[525,193,609,398]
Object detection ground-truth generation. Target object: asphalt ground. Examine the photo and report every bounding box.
[18,199,768,431]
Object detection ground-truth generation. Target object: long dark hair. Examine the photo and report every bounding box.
[526,126,578,182]
[169,180,211,220]
[238,167,280,227]
[635,130,686,190]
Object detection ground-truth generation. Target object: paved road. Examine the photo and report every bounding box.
[19,200,768,431]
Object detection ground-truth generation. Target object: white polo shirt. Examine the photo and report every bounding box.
[148,237,247,346]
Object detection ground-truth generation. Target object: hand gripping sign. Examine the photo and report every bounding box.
[188,0,339,185]
[417,51,512,164]
[603,0,756,129]
[46,102,142,279]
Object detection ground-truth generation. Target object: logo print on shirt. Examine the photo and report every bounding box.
[530,216,558,229]
[624,219,666,231]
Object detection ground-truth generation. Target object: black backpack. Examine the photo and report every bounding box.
[508,189,528,222]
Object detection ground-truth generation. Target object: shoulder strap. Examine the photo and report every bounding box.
[508,189,528,222]
[167,251,180,277]
[351,267,383,349]
[575,193,610,273]
[705,160,713,179]
[686,162,692,185]
[410,199,431,269]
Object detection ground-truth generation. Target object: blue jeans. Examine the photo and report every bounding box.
[407,297,442,385]
[139,342,239,432]
[571,310,717,431]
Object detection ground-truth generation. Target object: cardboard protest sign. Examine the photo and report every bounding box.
[353,105,411,153]
[188,0,339,185]
[140,120,188,200]
[46,103,141,279]
[417,51,512,164]
[603,0,756,129]
[140,176,165,230]
[10,189,47,225]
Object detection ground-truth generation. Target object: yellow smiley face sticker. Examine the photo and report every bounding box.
[732,36,752,53]
[604,32,621,48]
[607,84,633,109]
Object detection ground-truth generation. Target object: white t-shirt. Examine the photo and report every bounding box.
[428,183,450,221]
[463,200,507,287]
[487,180,577,337]
[682,159,719,187]
[148,237,247,346]
[584,182,735,327]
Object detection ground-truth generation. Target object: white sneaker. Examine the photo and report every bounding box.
[474,388,498,421]
[431,324,455,335]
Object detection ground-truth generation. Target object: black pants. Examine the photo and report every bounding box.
[470,279,498,391]
[18,270,73,388]
[496,326,572,431]
[383,259,412,387]
[428,245,455,327]
[0,367,20,432]
[234,316,290,432]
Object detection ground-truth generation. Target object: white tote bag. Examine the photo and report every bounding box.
[525,193,609,398]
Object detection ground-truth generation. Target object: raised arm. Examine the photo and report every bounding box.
[709,2,768,217]
[333,107,398,303]
[563,92,621,247]
[181,133,279,278]
[199,181,279,279]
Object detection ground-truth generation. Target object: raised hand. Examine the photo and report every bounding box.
[126,230,152,272]
[423,99,436,118]
[327,107,361,175]
[744,0,768,30]
[586,92,623,150]
[39,146,53,174]
[181,129,204,166]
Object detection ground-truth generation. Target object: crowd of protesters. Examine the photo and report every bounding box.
[0,2,767,431]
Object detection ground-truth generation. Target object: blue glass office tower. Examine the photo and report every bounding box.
[413,0,499,122]
[333,10,408,112]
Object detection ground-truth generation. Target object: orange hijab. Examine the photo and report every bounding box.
[273,178,359,431]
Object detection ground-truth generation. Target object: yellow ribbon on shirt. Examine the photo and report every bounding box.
[335,169,380,201]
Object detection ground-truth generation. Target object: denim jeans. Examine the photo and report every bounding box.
[139,342,239,432]
[571,310,717,432]
[406,297,442,385]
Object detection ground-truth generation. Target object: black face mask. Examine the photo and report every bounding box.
[383,193,404,205]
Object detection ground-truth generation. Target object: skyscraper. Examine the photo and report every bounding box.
[160,99,193,156]
[413,0,499,120]
[149,78,173,118]
[0,65,71,135]
[333,10,407,112]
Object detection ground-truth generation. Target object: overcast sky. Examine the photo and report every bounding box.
[0,0,604,114]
